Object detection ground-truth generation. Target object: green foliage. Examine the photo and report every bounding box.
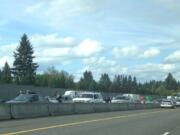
[35,66,75,89]
[155,84,172,96]
[12,34,38,85]
[77,71,94,90]
[0,69,2,83]
[1,62,12,83]
[164,73,178,90]
[98,73,111,92]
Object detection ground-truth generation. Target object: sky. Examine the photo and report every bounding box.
[0,0,180,82]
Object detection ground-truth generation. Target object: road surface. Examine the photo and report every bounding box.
[0,108,180,135]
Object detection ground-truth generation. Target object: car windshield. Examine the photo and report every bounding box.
[113,96,129,100]
[78,94,94,98]
[162,100,171,103]
[13,94,33,101]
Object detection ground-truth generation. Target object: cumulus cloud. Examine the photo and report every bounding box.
[140,48,160,58]
[0,56,13,68]
[0,43,17,68]
[31,34,75,48]
[74,39,103,57]
[113,46,139,58]
[164,50,180,63]
[26,0,103,27]
[131,63,176,81]
[113,46,160,59]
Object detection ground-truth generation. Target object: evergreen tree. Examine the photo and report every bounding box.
[2,61,12,83]
[109,75,122,93]
[12,34,38,85]
[0,69,2,83]
[132,76,138,92]
[89,80,98,91]
[98,73,111,92]
[164,73,178,90]
[77,71,94,90]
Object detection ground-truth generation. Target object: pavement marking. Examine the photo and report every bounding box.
[1,109,171,135]
[163,132,170,135]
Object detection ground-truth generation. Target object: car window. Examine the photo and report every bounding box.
[14,94,32,101]
[79,94,94,98]
[94,94,99,99]
[31,95,39,102]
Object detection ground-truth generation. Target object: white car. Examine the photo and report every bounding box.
[175,99,180,106]
[160,100,176,109]
[111,95,132,103]
[72,92,105,103]
[46,96,59,103]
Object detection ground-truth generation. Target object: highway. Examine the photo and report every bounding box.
[0,108,180,135]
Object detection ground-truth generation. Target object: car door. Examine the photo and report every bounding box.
[30,95,39,103]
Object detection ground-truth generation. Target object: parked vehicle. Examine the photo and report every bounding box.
[72,92,105,103]
[45,96,59,103]
[6,93,48,103]
[0,99,5,103]
[160,99,176,109]
[122,94,141,103]
[111,95,131,103]
[175,99,180,106]
[62,90,79,103]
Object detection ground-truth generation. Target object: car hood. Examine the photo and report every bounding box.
[6,100,28,103]
[73,98,92,101]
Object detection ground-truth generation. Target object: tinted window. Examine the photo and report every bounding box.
[94,94,99,99]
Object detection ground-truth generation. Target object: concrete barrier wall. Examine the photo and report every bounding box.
[108,103,121,111]
[0,104,11,120]
[94,103,110,112]
[11,103,49,119]
[49,103,75,116]
[0,103,160,121]
[74,103,95,114]
[127,103,136,110]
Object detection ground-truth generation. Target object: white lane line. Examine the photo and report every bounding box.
[163,132,170,135]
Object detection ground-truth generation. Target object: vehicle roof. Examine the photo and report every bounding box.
[79,92,101,95]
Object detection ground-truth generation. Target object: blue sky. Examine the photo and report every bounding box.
[0,0,180,82]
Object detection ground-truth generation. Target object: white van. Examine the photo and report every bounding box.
[72,92,105,103]
[62,90,79,103]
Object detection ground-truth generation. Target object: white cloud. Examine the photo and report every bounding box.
[140,48,160,58]
[0,56,13,68]
[131,63,176,81]
[26,0,101,27]
[31,34,75,48]
[39,48,71,57]
[164,50,180,63]
[113,46,160,59]
[0,43,17,68]
[74,39,103,57]
[113,46,139,58]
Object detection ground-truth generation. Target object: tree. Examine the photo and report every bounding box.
[109,75,122,93]
[164,73,178,90]
[98,73,111,92]
[1,62,12,83]
[132,76,138,92]
[12,34,38,85]
[155,84,172,96]
[77,71,94,90]
[0,69,2,83]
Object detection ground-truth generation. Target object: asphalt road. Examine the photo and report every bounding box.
[0,108,180,135]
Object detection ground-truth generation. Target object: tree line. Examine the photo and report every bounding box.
[0,34,180,96]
